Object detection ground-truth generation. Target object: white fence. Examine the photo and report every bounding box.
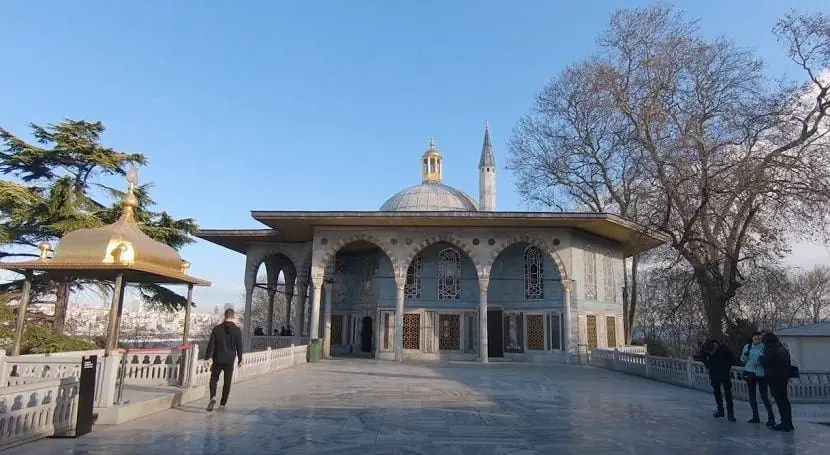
[0,377,79,451]
[0,342,310,448]
[590,348,830,403]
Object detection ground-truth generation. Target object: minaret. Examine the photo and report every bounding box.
[478,122,496,211]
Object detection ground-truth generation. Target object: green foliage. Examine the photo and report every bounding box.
[0,298,96,354]
[0,120,199,312]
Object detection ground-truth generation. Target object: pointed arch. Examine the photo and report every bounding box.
[245,249,300,289]
[486,234,569,284]
[319,232,398,277]
[402,233,481,276]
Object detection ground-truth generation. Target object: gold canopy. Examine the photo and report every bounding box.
[0,169,209,286]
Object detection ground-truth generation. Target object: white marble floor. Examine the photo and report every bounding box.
[15,359,830,454]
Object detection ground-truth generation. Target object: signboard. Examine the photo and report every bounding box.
[76,355,97,436]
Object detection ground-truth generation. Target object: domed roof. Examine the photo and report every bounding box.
[380,182,479,211]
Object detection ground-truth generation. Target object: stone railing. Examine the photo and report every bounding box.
[590,348,830,403]
[120,347,186,386]
[613,345,647,355]
[190,343,308,389]
[250,335,309,351]
[0,377,79,451]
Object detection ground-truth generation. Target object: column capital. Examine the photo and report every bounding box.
[561,279,573,292]
[478,278,489,293]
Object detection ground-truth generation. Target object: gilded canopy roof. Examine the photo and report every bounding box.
[0,170,209,286]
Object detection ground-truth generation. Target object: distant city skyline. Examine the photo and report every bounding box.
[2,1,828,309]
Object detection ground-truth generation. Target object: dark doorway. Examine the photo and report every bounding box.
[487,309,504,358]
[360,317,373,353]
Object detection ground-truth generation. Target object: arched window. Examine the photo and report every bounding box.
[524,246,545,300]
[404,254,422,299]
[333,259,347,301]
[437,248,461,300]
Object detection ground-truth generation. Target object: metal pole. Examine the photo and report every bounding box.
[11,272,33,356]
[105,274,125,356]
[182,284,193,346]
[116,349,129,404]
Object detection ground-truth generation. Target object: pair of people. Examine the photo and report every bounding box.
[204,308,244,412]
[699,332,794,432]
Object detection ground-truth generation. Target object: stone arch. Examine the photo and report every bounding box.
[486,234,569,284]
[246,249,301,289]
[401,233,484,281]
[319,233,398,277]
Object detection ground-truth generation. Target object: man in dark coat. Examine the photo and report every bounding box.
[204,308,244,411]
[759,332,795,432]
[697,339,736,421]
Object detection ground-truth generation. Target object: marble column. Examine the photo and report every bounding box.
[562,280,573,363]
[243,286,254,351]
[309,281,322,340]
[266,289,276,335]
[394,284,405,362]
[478,281,489,364]
[294,280,308,338]
[322,284,333,358]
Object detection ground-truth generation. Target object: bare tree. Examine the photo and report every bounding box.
[792,265,830,323]
[510,6,830,338]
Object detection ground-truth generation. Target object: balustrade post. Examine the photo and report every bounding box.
[644,352,652,378]
[686,356,695,387]
[0,351,7,386]
[290,344,295,366]
[185,344,200,388]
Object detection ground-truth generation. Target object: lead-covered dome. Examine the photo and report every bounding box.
[380,182,479,211]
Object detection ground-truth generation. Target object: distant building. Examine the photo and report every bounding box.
[777,321,830,371]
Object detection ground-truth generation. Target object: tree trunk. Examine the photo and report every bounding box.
[700,284,727,340]
[623,255,640,344]
[52,279,71,334]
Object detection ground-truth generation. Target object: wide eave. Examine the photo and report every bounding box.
[0,260,211,286]
[195,211,667,257]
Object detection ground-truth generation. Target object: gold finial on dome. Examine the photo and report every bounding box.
[121,165,139,220]
[421,137,443,183]
[181,260,190,274]
[38,241,51,260]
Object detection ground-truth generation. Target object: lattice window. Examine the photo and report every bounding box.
[604,252,616,302]
[524,247,545,300]
[549,313,562,350]
[333,259,347,301]
[361,256,375,303]
[383,312,391,350]
[331,314,343,345]
[439,314,461,350]
[403,313,421,349]
[437,248,462,300]
[504,313,523,353]
[584,248,597,300]
[606,316,617,348]
[586,315,598,350]
[405,254,422,300]
[527,315,545,350]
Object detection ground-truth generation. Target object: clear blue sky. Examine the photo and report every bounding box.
[2,1,826,309]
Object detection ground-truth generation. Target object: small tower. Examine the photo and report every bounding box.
[479,121,496,211]
[422,137,443,183]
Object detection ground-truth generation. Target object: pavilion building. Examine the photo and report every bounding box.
[195,124,663,363]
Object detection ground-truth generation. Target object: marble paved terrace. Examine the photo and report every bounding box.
[17,359,830,455]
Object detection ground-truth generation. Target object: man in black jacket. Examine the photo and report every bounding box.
[204,308,244,411]
[697,339,736,421]
[759,332,795,432]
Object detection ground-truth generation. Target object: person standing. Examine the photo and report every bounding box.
[760,332,795,432]
[740,332,776,426]
[698,339,736,421]
[204,308,244,412]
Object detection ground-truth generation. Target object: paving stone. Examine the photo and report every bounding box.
[14,360,830,455]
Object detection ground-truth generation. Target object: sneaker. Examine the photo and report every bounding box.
[218,405,226,412]
[748,417,760,423]
[727,414,736,422]
[713,411,725,418]
[773,423,794,432]
[766,419,776,427]
[206,399,216,412]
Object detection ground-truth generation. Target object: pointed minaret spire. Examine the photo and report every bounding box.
[478,122,496,211]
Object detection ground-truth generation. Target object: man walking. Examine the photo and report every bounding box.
[697,339,736,421]
[204,308,244,411]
